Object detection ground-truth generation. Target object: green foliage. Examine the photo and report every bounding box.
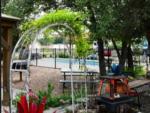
[124,66,146,77]
[75,36,91,58]
[133,48,142,56]
[3,0,35,19]
[38,37,54,45]
[58,52,69,58]
[37,83,71,109]
[37,82,87,109]
[21,9,85,36]
[53,37,64,44]
[134,66,146,77]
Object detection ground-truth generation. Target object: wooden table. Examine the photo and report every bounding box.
[129,79,150,93]
[129,79,150,89]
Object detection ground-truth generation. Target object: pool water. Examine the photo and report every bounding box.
[31,58,99,71]
[56,58,99,66]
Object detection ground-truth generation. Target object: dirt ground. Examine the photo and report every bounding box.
[12,66,63,95]
[140,93,150,113]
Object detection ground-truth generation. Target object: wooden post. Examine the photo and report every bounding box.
[3,27,12,105]
[19,72,22,81]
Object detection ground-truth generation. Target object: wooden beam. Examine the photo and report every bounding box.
[1,37,9,49]
[1,22,14,28]
[3,27,12,105]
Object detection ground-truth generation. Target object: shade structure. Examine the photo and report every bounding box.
[1,13,20,111]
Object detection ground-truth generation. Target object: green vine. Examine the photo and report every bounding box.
[21,9,85,36]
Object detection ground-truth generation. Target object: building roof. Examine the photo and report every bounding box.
[1,13,21,22]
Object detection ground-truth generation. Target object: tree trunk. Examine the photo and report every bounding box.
[146,31,150,50]
[146,32,150,63]
[119,41,128,73]
[127,45,133,71]
[97,38,106,76]
[111,38,121,59]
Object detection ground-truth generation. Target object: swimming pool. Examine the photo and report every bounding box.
[56,58,99,66]
[31,58,99,71]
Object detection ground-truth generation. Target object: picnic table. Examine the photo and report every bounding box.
[129,79,150,93]
[60,70,99,93]
[61,70,98,79]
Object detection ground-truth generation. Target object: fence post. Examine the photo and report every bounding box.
[43,48,44,58]
[64,48,65,56]
[54,48,56,68]
[36,48,38,66]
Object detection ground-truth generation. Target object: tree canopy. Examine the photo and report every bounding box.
[3,0,150,75]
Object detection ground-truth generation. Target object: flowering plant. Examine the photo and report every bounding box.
[17,89,46,113]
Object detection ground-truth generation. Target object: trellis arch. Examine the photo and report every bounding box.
[22,9,84,35]
[9,9,86,113]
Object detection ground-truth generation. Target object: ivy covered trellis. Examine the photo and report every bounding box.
[21,9,84,34]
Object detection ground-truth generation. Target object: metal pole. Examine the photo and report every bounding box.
[9,28,35,113]
[43,48,44,58]
[36,48,38,66]
[69,48,71,69]
[70,36,74,113]
[84,58,88,113]
[64,48,65,57]
[54,48,56,68]
[0,11,2,113]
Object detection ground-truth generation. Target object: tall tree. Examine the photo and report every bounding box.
[61,0,114,76]
[107,0,144,72]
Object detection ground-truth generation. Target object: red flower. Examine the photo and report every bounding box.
[17,95,46,113]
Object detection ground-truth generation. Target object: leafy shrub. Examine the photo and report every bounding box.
[37,83,87,109]
[37,83,71,109]
[58,52,69,58]
[134,66,146,77]
[124,66,146,78]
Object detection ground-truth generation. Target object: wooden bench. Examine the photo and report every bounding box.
[12,60,28,81]
[129,79,150,93]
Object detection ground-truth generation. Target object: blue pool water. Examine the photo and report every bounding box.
[55,58,99,66]
[31,58,99,71]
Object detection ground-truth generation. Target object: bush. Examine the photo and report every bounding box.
[124,66,146,78]
[37,83,71,109]
[134,65,146,77]
[37,83,87,109]
[58,52,69,58]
